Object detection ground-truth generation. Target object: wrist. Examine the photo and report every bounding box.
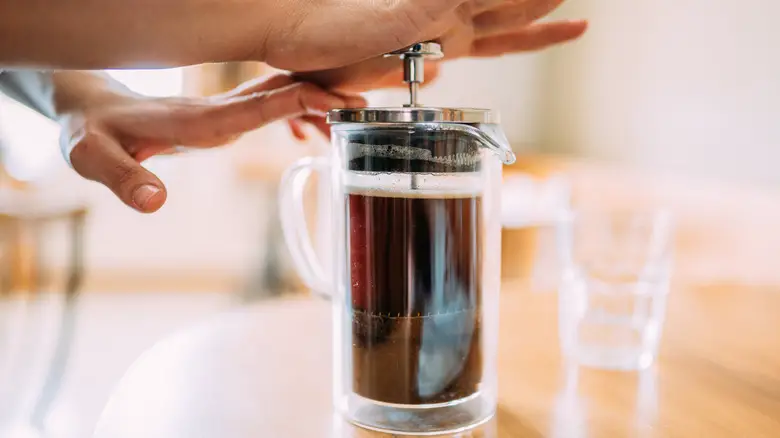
[51,71,138,119]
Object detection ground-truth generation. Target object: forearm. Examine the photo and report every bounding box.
[0,0,273,69]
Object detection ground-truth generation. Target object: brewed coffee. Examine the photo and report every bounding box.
[348,190,483,405]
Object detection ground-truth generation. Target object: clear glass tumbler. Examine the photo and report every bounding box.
[557,210,674,371]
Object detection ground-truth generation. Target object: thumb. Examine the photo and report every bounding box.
[66,124,167,213]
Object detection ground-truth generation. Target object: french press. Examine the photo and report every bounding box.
[280,41,516,435]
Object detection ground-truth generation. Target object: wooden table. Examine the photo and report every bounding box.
[93,157,780,437]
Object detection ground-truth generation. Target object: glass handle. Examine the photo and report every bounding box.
[278,157,332,298]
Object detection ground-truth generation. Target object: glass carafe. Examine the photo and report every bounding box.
[280,106,515,435]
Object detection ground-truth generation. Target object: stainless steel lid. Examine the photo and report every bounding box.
[327,107,498,125]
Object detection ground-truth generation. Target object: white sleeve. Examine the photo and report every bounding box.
[0,69,56,120]
[0,69,75,167]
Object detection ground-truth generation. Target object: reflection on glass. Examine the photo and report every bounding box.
[550,364,659,437]
[550,365,587,438]
[332,413,498,438]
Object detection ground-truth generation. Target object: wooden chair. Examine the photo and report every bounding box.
[0,165,88,433]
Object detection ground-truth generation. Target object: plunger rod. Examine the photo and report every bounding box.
[409,82,419,107]
[385,42,442,107]
[403,55,424,107]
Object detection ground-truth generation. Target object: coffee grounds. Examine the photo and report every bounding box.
[352,309,482,405]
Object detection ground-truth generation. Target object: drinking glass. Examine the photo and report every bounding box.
[557,209,674,370]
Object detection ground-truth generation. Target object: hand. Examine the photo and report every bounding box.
[60,74,365,213]
[266,0,585,77]
[282,0,586,140]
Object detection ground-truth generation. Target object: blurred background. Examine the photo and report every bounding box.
[0,0,778,437]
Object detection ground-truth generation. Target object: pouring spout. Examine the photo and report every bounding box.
[478,124,517,165]
[420,123,516,165]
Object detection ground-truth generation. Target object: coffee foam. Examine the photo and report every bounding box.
[345,186,483,199]
[349,143,481,167]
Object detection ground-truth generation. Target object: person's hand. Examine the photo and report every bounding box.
[265,0,585,76]
[279,0,586,140]
[293,2,586,94]
[59,74,365,213]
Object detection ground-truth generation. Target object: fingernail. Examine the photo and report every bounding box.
[132,185,162,210]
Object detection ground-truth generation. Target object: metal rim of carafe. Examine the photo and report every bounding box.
[327,107,498,125]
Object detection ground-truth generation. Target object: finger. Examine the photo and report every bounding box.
[292,59,400,94]
[131,141,175,163]
[288,91,363,141]
[420,62,442,88]
[470,0,567,15]
[469,0,505,15]
[288,119,308,141]
[68,126,167,213]
[473,0,566,38]
[471,20,587,56]
[300,115,331,138]
[227,73,367,107]
[113,82,348,148]
[340,93,368,108]
[220,73,295,98]
[291,93,363,139]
